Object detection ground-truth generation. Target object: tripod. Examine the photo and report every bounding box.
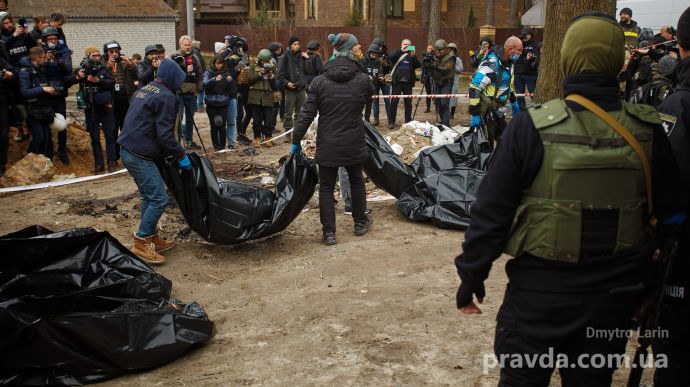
[412,71,430,121]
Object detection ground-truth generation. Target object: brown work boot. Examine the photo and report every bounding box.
[151,234,176,253]
[253,137,261,147]
[264,135,273,147]
[131,234,166,265]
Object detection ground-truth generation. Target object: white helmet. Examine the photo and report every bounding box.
[214,42,225,54]
[50,113,68,131]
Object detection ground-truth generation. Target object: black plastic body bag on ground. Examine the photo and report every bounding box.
[0,226,214,385]
[363,122,493,229]
[159,152,318,244]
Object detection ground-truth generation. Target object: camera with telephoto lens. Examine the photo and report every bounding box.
[80,58,103,77]
[262,63,272,71]
[423,52,434,63]
[171,54,186,67]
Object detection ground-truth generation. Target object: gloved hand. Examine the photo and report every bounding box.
[456,280,486,314]
[511,101,520,116]
[470,115,481,129]
[290,143,301,155]
[177,155,191,170]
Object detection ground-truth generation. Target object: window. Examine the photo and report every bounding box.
[386,0,403,18]
[352,0,364,18]
[306,0,316,19]
[256,0,279,11]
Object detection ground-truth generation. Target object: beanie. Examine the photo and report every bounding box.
[84,46,100,57]
[288,35,299,46]
[620,7,632,17]
[328,33,358,52]
[678,5,690,49]
[144,44,159,55]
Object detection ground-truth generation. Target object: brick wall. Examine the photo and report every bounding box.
[62,20,176,65]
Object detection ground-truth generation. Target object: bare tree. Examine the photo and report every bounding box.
[421,0,430,28]
[536,0,616,101]
[485,0,495,25]
[373,0,387,42]
[427,0,441,45]
[510,0,519,27]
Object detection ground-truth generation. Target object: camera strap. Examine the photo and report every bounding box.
[390,53,407,79]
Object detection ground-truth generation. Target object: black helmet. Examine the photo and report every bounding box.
[372,37,385,47]
[103,40,121,53]
[367,44,380,54]
[41,26,60,39]
[224,34,234,43]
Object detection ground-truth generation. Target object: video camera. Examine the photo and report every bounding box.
[171,54,186,66]
[79,58,103,77]
[423,51,434,63]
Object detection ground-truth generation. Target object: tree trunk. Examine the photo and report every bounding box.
[510,0,519,27]
[373,0,387,43]
[536,0,616,102]
[427,0,441,45]
[176,0,187,39]
[421,0,430,28]
[485,0,495,25]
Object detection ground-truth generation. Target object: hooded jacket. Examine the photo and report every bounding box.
[292,57,375,166]
[117,59,186,162]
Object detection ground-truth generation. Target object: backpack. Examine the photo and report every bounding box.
[629,81,672,108]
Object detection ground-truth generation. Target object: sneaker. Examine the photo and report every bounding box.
[131,234,166,265]
[323,232,337,246]
[354,217,373,236]
[344,206,372,215]
[227,143,237,150]
[93,164,105,174]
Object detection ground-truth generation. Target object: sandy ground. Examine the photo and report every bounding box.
[0,91,651,386]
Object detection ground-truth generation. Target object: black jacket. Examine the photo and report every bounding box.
[514,39,540,74]
[0,56,15,104]
[455,73,684,294]
[304,50,323,85]
[388,49,420,84]
[278,50,307,91]
[292,57,374,166]
[137,58,156,86]
[3,32,35,68]
[360,54,385,87]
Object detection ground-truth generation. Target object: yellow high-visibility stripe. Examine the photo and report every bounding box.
[624,31,639,37]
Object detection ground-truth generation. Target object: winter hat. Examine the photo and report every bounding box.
[620,7,632,17]
[372,37,385,47]
[307,40,319,50]
[367,44,380,53]
[84,46,100,57]
[288,35,300,46]
[658,54,679,76]
[144,44,159,55]
[328,33,358,52]
[0,11,8,22]
[678,5,690,49]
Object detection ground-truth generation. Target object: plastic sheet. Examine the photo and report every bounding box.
[363,122,493,229]
[159,153,318,244]
[0,226,214,385]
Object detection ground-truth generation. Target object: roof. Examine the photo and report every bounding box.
[199,0,248,14]
[12,0,178,19]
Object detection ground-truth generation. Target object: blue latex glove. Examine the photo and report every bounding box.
[290,143,301,155]
[470,115,481,128]
[511,101,520,116]
[177,155,192,170]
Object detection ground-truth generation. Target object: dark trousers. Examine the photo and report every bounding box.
[86,104,117,167]
[494,285,639,387]
[27,118,51,158]
[113,97,129,159]
[514,73,537,112]
[237,93,252,136]
[41,99,67,159]
[251,105,274,138]
[486,113,507,146]
[318,164,367,234]
[206,104,227,150]
[388,82,414,124]
[0,102,8,172]
[434,82,453,127]
[424,76,433,110]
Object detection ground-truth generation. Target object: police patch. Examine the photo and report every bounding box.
[659,113,678,136]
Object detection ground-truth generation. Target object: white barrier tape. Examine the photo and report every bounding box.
[215,128,295,154]
[0,169,128,194]
[372,93,532,99]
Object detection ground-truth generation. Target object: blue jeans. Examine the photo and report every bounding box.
[514,73,537,111]
[120,148,169,238]
[177,94,196,144]
[86,104,117,166]
[197,89,205,110]
[226,98,237,146]
[435,83,453,127]
[372,83,390,119]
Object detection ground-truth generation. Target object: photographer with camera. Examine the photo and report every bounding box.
[103,40,137,162]
[203,54,236,151]
[428,39,457,128]
[386,39,420,128]
[470,36,493,69]
[76,47,117,174]
[172,35,202,150]
[1,13,35,67]
[420,44,434,113]
[137,44,160,86]
[41,27,73,164]
[278,35,308,144]
[514,27,540,112]
[361,44,386,125]
[0,53,14,176]
[248,49,278,147]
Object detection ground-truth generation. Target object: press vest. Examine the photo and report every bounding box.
[504,98,660,263]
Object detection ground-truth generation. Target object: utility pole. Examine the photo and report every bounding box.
[186,0,195,39]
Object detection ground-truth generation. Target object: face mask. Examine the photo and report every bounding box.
[510,54,520,62]
[47,42,56,49]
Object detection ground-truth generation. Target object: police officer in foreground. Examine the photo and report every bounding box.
[455,13,685,386]
[654,6,690,386]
